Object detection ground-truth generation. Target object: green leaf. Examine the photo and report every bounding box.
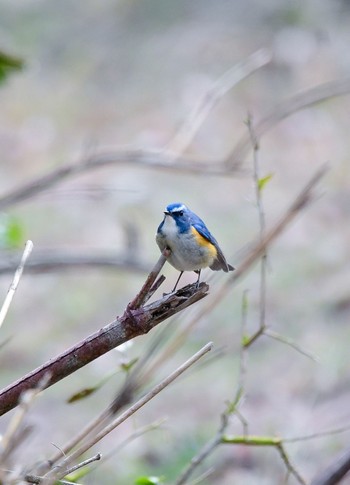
[0,50,24,85]
[0,216,25,249]
[6,219,25,248]
[241,334,250,346]
[257,173,273,191]
[67,367,121,403]
[67,387,98,403]
[135,476,164,485]
[121,357,139,372]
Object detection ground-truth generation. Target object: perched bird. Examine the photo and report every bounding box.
[156,202,234,291]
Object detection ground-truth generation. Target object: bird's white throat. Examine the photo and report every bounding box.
[162,215,179,239]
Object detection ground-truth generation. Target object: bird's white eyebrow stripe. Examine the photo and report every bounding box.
[169,204,186,212]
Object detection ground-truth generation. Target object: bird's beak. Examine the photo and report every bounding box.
[164,211,170,216]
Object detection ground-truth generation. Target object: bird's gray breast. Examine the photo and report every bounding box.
[156,216,213,271]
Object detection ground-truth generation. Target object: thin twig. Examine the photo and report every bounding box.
[174,413,229,485]
[228,290,249,436]
[0,250,149,275]
[63,453,101,475]
[276,442,306,485]
[187,467,215,485]
[165,49,271,158]
[102,418,167,462]
[43,342,213,483]
[0,374,50,481]
[233,290,249,408]
[264,328,319,362]
[0,240,33,330]
[24,475,80,485]
[227,77,350,168]
[247,114,267,332]
[284,423,350,443]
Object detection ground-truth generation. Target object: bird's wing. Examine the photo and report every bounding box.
[191,221,232,272]
[191,220,217,246]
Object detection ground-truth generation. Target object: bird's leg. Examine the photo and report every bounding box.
[194,269,201,288]
[172,271,184,292]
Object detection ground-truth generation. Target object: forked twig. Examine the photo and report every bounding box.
[221,435,306,485]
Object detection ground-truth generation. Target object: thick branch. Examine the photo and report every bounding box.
[0,255,209,416]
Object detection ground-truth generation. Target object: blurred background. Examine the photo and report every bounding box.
[1,1,350,484]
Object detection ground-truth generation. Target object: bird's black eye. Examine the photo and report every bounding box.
[178,211,184,216]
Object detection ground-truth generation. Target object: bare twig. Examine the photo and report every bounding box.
[44,342,213,483]
[26,454,101,484]
[165,49,271,158]
[276,442,306,485]
[227,290,249,435]
[63,453,101,476]
[24,476,79,485]
[234,290,249,408]
[187,468,215,485]
[0,250,149,275]
[0,240,33,330]
[102,418,167,462]
[264,328,319,362]
[284,423,350,443]
[174,413,229,485]
[248,114,268,332]
[0,374,50,483]
[227,77,350,168]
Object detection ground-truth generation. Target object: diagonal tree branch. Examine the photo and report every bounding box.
[0,255,209,417]
[310,447,350,485]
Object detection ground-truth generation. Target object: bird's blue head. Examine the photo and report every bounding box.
[161,202,191,233]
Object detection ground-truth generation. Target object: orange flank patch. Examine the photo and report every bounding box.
[191,227,217,258]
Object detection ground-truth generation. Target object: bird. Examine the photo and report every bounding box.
[156,202,234,291]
